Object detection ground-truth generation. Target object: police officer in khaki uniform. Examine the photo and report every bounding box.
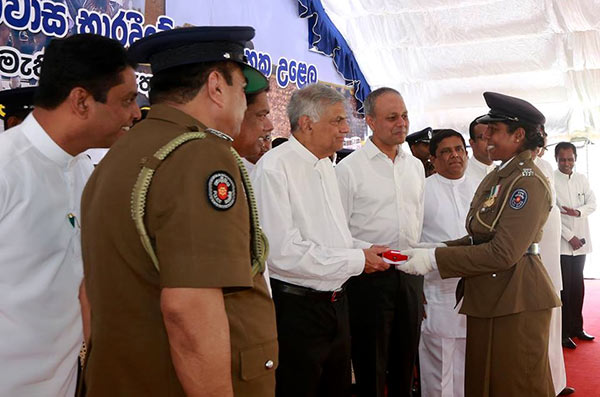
[80,27,277,396]
[398,92,560,396]
[0,86,36,130]
[406,127,436,177]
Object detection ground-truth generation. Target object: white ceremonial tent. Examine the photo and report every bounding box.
[321,0,599,138]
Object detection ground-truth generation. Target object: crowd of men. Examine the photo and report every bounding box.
[0,26,596,397]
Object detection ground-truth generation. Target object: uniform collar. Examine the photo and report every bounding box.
[22,113,73,168]
[364,137,405,161]
[497,150,532,177]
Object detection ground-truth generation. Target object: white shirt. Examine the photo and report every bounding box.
[464,156,494,183]
[0,114,93,396]
[535,158,563,291]
[241,156,255,175]
[252,135,367,291]
[336,138,425,249]
[554,169,596,255]
[420,173,479,337]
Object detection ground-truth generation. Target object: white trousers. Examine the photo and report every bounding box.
[419,333,465,397]
[549,306,567,395]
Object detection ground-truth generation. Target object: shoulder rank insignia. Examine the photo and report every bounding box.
[521,168,534,177]
[206,128,233,142]
[483,184,501,208]
[509,188,528,210]
[208,171,236,210]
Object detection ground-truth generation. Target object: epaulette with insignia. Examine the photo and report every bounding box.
[206,128,233,142]
[521,168,534,177]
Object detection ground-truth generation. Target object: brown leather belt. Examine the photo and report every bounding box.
[270,278,345,302]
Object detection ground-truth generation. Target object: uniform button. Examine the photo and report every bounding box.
[492,273,497,278]
[265,360,274,369]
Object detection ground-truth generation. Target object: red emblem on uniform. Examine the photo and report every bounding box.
[207,172,236,210]
[217,183,228,200]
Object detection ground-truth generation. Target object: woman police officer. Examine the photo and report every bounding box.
[399,92,561,396]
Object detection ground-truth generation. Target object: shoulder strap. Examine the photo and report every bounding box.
[130,131,207,271]
[130,131,269,277]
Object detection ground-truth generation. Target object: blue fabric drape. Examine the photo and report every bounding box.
[297,0,371,113]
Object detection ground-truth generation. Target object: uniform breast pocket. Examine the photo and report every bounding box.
[578,193,585,206]
[240,339,278,381]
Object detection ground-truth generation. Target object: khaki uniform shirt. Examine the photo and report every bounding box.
[81,105,277,396]
[436,150,561,318]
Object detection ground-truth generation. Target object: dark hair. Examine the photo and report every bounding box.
[246,85,270,106]
[3,109,32,130]
[504,121,544,151]
[149,61,237,105]
[468,116,486,140]
[429,129,466,157]
[363,87,401,117]
[271,137,288,148]
[34,34,136,109]
[555,141,577,159]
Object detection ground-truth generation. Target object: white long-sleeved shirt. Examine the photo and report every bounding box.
[420,173,479,337]
[241,156,255,175]
[535,158,562,291]
[464,156,494,184]
[554,169,596,255]
[0,114,93,395]
[336,138,425,249]
[252,135,367,291]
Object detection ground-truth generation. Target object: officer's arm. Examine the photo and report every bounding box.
[161,287,233,397]
[436,177,551,278]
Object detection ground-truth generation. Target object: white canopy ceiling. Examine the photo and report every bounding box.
[321,0,600,139]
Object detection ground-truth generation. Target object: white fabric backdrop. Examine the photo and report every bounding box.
[321,0,600,138]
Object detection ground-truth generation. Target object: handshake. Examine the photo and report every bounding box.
[364,242,446,276]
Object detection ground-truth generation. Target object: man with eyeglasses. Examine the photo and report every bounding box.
[252,83,389,396]
[465,117,494,182]
[246,132,272,166]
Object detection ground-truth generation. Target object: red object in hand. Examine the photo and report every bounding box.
[381,250,408,265]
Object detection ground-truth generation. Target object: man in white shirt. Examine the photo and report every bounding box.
[0,34,140,396]
[465,117,494,182]
[252,83,389,397]
[232,87,274,174]
[554,142,597,347]
[533,131,571,396]
[336,87,425,397]
[418,129,479,397]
